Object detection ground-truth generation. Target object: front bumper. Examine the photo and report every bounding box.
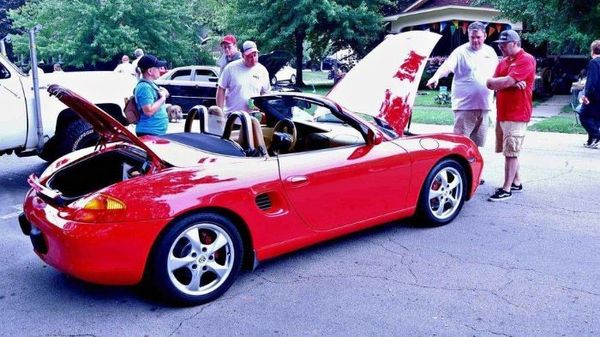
[21,190,170,285]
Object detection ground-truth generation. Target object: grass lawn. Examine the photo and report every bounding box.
[528,104,586,134]
[290,85,584,134]
[412,106,454,125]
[299,83,332,96]
[415,90,451,107]
[301,70,331,85]
[298,70,332,96]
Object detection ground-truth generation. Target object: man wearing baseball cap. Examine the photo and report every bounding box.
[486,30,536,201]
[134,54,170,136]
[216,40,270,114]
[217,34,242,73]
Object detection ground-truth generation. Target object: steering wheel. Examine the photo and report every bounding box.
[271,119,297,153]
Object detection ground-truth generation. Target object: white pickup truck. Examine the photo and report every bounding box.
[0,53,136,161]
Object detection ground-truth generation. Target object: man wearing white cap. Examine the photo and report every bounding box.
[216,40,271,114]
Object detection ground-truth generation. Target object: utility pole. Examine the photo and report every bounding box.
[29,24,45,151]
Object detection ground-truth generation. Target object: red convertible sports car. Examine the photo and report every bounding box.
[19,32,483,305]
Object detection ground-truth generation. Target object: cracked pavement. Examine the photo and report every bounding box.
[1,126,599,336]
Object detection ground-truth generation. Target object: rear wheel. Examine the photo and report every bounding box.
[271,76,278,85]
[417,159,466,226]
[290,74,296,85]
[147,213,243,305]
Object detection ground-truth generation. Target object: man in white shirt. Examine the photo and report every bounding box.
[114,54,135,76]
[427,21,498,151]
[216,40,270,113]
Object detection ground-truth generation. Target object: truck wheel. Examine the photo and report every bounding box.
[55,120,99,159]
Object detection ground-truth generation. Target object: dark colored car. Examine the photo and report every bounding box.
[155,53,298,114]
[155,65,220,113]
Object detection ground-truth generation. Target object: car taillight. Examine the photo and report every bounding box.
[63,194,127,222]
[82,194,126,210]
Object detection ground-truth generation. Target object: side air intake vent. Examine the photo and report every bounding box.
[255,193,272,210]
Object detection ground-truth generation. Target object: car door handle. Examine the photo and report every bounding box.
[287,176,308,184]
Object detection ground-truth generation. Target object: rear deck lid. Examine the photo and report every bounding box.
[47,84,164,169]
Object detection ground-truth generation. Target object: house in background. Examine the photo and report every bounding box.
[384,0,586,95]
[383,0,522,56]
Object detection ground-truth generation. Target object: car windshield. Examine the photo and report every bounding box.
[254,95,399,138]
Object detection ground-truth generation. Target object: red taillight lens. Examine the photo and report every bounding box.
[82,194,126,210]
[63,194,127,222]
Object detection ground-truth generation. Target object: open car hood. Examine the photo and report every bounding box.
[259,51,293,81]
[327,31,441,134]
[47,84,164,170]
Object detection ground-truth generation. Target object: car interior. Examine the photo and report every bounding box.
[162,96,374,158]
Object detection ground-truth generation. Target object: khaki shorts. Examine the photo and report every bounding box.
[495,121,527,157]
[454,110,489,147]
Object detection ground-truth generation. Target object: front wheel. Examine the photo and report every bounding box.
[416,159,467,227]
[147,213,243,305]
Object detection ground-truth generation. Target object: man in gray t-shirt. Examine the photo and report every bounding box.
[216,40,270,113]
[427,21,498,148]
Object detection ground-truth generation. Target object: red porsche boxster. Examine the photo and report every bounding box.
[20,31,483,305]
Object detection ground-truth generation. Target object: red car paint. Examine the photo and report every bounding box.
[21,31,483,294]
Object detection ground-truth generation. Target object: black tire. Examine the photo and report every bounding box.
[416,159,467,227]
[41,120,99,161]
[147,213,243,306]
[290,74,296,85]
[271,76,278,85]
[38,137,58,162]
[57,120,99,157]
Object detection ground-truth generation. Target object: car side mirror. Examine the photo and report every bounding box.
[366,127,383,146]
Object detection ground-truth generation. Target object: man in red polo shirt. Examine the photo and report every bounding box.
[486,30,536,201]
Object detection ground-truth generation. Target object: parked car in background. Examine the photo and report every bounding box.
[258,51,299,90]
[155,65,220,113]
[272,64,296,85]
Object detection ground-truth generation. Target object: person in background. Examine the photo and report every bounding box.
[114,54,135,76]
[217,34,242,74]
[131,48,144,78]
[579,40,600,148]
[427,21,498,185]
[53,63,63,72]
[216,40,270,114]
[28,61,45,76]
[486,30,536,202]
[134,54,169,137]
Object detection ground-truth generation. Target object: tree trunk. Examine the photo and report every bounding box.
[294,29,306,86]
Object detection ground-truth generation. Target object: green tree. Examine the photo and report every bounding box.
[227,0,390,85]
[484,0,600,53]
[8,0,221,68]
[1,0,26,38]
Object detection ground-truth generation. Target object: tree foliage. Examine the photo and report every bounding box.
[485,0,600,53]
[226,0,390,85]
[0,0,27,38]
[8,0,223,68]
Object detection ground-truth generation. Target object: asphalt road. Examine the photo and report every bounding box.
[1,125,599,337]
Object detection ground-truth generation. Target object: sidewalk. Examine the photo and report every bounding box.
[531,94,570,120]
